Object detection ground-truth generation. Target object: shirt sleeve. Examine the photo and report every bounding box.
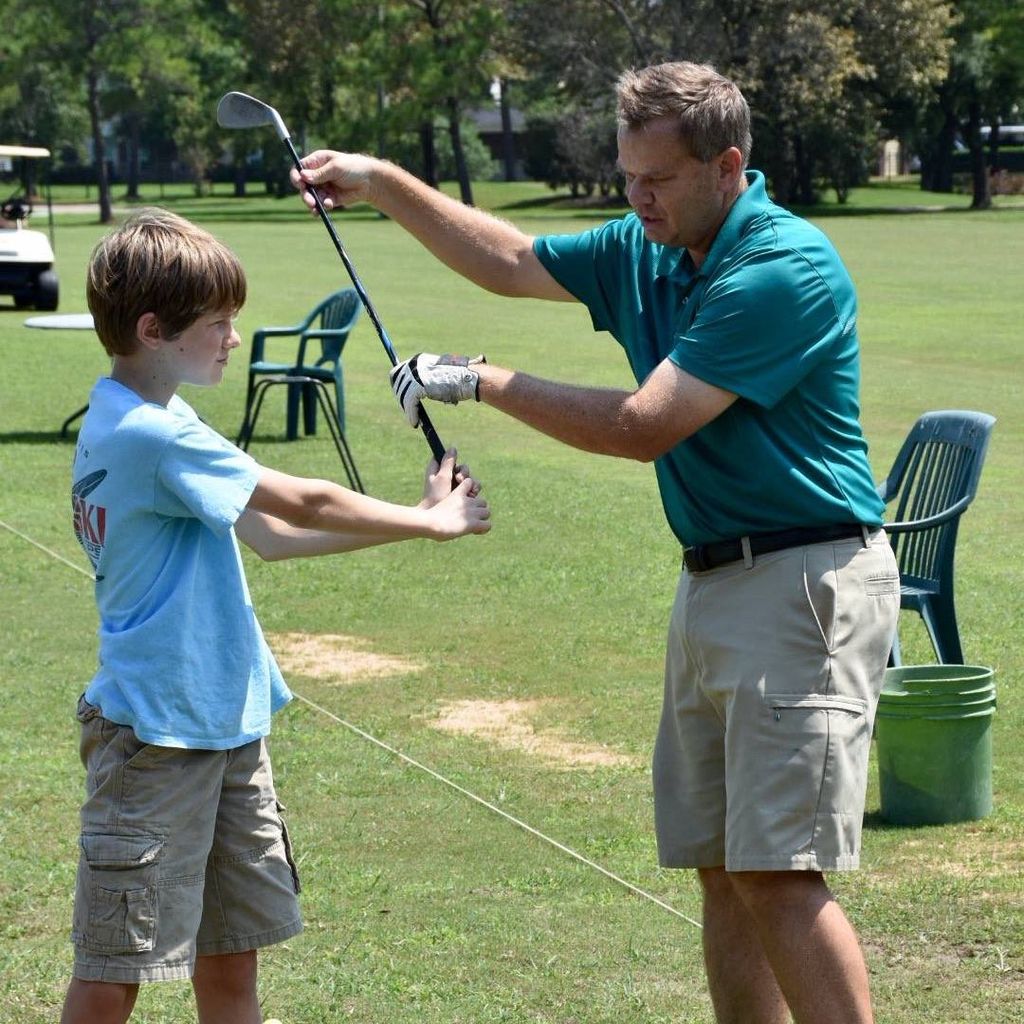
[533,218,636,335]
[153,418,261,534]
[670,247,849,409]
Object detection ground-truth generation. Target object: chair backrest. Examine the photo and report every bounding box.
[311,288,362,364]
[878,410,996,588]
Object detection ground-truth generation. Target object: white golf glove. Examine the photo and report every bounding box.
[390,352,486,428]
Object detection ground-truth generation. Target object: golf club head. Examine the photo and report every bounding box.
[217,91,290,141]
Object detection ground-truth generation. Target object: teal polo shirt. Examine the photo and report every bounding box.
[533,170,884,547]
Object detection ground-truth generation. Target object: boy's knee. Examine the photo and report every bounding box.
[194,950,259,992]
[62,978,138,1024]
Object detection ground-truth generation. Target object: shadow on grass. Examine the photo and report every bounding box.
[0,431,72,445]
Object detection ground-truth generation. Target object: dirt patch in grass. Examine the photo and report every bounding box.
[268,631,424,684]
[427,698,639,769]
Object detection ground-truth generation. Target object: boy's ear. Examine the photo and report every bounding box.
[135,312,164,352]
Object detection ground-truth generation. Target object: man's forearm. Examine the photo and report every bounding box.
[476,364,661,461]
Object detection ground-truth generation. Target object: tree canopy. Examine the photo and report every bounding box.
[2,0,1019,219]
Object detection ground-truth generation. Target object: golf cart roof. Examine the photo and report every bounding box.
[0,145,51,159]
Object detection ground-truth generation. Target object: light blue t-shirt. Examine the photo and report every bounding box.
[534,171,885,546]
[72,377,290,749]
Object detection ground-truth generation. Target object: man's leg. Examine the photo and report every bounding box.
[60,979,138,1024]
[192,950,262,1024]
[726,869,874,1024]
[699,867,789,1024]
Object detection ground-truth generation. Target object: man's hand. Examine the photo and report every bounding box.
[290,150,379,211]
[390,352,487,428]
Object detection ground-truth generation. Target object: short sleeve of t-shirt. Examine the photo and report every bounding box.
[153,405,261,534]
[669,247,849,410]
[533,218,637,335]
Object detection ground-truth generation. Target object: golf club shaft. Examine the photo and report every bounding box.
[281,138,447,464]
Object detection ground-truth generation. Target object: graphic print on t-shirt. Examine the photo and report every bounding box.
[72,469,107,574]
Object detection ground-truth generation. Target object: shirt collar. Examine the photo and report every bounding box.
[654,170,770,282]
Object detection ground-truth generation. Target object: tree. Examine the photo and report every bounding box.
[371,1,504,204]
[917,1,1024,207]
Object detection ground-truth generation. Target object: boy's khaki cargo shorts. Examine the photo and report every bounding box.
[71,696,303,982]
[653,530,900,872]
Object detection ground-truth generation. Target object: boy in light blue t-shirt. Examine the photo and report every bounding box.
[63,208,491,1024]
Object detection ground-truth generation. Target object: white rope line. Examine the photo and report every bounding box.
[0,518,95,579]
[294,691,702,929]
[3,518,702,931]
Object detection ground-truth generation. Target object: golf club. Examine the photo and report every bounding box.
[216,90,448,463]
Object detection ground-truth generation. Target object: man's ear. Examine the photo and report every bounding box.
[716,146,744,190]
[135,312,164,352]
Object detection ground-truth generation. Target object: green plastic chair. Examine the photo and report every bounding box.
[237,288,362,443]
[877,410,996,665]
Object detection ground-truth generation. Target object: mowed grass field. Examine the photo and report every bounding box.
[0,181,1021,1022]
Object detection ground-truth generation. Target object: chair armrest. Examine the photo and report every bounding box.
[883,494,975,534]
[254,325,305,338]
[300,329,353,341]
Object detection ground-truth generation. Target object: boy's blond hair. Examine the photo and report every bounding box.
[616,61,752,166]
[86,208,246,356]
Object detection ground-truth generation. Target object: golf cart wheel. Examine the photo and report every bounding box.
[34,269,59,311]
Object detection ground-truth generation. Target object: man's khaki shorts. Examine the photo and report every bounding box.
[71,697,303,982]
[653,530,900,872]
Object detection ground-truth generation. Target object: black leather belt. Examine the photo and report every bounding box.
[683,523,868,573]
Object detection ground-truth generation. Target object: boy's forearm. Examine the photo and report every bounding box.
[247,469,437,541]
[237,510,406,561]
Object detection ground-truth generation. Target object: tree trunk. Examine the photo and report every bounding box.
[793,133,816,205]
[87,68,112,223]
[420,121,438,188]
[447,96,474,206]
[987,118,1000,171]
[498,77,517,182]
[233,149,247,198]
[125,112,141,201]
[928,105,957,193]
[966,100,991,210]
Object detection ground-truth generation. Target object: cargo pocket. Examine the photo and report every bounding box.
[76,833,164,954]
[275,801,302,895]
[763,693,872,828]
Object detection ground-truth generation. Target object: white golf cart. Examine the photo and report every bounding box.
[0,145,58,311]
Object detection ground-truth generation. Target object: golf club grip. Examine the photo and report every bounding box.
[283,138,450,468]
[418,408,447,463]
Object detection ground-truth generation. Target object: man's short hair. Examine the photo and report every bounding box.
[616,61,752,166]
[86,208,246,356]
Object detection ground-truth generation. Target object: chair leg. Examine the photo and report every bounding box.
[237,374,257,446]
[302,382,318,436]
[888,623,902,667]
[285,382,302,441]
[334,370,345,433]
[920,594,965,665]
[239,379,274,452]
[309,381,363,492]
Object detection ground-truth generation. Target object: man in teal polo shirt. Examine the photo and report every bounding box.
[295,61,899,1024]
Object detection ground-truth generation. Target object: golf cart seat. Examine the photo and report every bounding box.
[1,195,32,225]
[877,410,996,665]
[237,286,362,442]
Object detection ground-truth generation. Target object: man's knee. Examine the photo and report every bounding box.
[725,869,832,916]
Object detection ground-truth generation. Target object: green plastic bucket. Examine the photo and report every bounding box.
[875,666,995,825]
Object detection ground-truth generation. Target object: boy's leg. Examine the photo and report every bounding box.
[192,950,261,1024]
[60,978,138,1024]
